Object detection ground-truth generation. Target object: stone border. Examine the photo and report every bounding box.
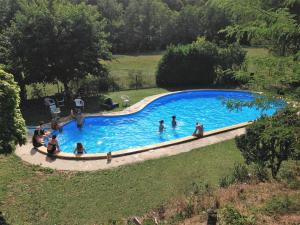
[36,89,252,160]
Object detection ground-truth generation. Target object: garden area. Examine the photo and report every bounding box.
[0,0,299,224]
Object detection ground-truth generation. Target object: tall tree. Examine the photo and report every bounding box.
[1,0,111,98]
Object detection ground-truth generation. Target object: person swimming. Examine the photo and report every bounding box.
[159,120,165,132]
[172,115,177,128]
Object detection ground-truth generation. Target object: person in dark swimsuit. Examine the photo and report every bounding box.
[159,120,165,132]
[171,115,177,128]
[32,130,43,148]
[36,121,50,137]
[74,143,86,154]
[47,135,60,154]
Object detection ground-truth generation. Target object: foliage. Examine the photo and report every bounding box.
[156,38,219,87]
[156,38,245,87]
[217,0,300,56]
[232,163,250,183]
[251,164,269,182]
[219,205,256,225]
[0,69,26,153]
[264,195,300,214]
[279,164,300,189]
[219,175,234,188]
[235,107,300,178]
[1,0,111,98]
[234,54,300,99]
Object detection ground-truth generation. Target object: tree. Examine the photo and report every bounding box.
[95,0,125,53]
[217,0,300,56]
[0,68,26,154]
[122,0,176,51]
[1,0,111,99]
[235,108,300,178]
[156,38,219,86]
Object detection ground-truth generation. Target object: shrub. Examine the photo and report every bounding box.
[279,166,300,189]
[232,163,249,183]
[235,108,300,178]
[264,195,300,214]
[219,205,256,225]
[251,164,269,182]
[185,181,212,196]
[156,38,246,87]
[0,69,26,153]
[219,175,234,188]
[156,38,219,87]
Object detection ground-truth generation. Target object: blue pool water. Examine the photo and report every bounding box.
[55,90,281,154]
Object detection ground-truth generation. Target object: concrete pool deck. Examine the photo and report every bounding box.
[15,128,245,171]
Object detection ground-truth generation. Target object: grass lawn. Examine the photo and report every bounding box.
[0,139,243,224]
[104,51,163,88]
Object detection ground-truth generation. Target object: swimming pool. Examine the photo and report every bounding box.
[55,90,282,154]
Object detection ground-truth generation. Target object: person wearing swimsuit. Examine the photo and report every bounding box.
[47,135,60,154]
[74,143,86,154]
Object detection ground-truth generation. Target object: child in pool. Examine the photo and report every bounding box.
[74,142,86,154]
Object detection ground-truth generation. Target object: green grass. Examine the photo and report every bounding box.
[105,51,163,88]
[0,140,243,224]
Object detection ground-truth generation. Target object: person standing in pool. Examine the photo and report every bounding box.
[159,120,165,132]
[75,110,84,129]
[171,116,177,128]
[74,143,86,154]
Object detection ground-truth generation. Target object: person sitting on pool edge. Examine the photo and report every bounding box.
[36,121,50,137]
[159,120,165,132]
[32,130,44,148]
[171,115,177,128]
[47,135,61,154]
[193,122,204,137]
[74,142,86,154]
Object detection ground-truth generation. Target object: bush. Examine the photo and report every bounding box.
[219,205,256,225]
[0,69,26,153]
[251,164,269,182]
[232,163,249,183]
[264,195,300,214]
[185,181,212,196]
[156,38,246,87]
[279,166,300,189]
[156,38,219,87]
[219,175,234,188]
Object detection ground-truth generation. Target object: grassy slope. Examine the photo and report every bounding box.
[1,140,242,224]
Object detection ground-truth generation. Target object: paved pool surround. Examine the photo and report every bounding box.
[34,89,253,160]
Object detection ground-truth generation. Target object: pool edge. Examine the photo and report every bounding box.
[36,121,252,160]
